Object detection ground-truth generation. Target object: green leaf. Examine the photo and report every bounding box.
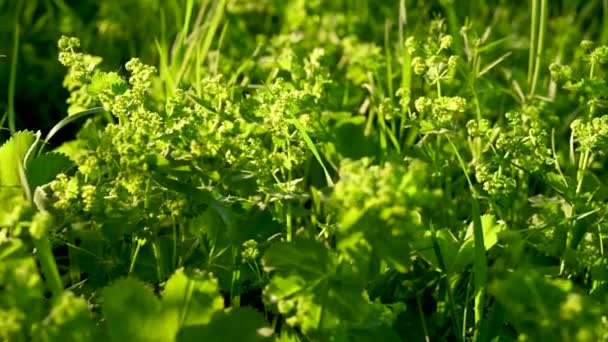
[0,228,25,260]
[465,214,504,247]
[26,153,74,189]
[162,268,224,328]
[453,214,505,272]
[265,274,306,300]
[416,228,460,272]
[332,116,381,160]
[276,329,303,342]
[263,240,370,335]
[0,131,36,187]
[150,172,233,228]
[88,71,128,97]
[490,270,605,341]
[0,188,30,226]
[32,292,102,342]
[53,140,88,162]
[262,239,334,278]
[346,325,402,342]
[103,278,177,342]
[177,307,273,342]
[0,253,44,336]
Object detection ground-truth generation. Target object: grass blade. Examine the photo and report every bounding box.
[448,136,488,340]
[40,107,106,154]
[289,118,334,187]
[8,22,19,135]
[477,52,512,78]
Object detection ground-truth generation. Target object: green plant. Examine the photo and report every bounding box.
[2,1,608,341]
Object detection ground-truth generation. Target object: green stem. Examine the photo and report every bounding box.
[448,136,487,339]
[437,80,442,98]
[8,22,19,135]
[599,225,605,256]
[603,0,608,44]
[129,239,143,274]
[563,148,591,275]
[462,276,473,341]
[67,236,80,286]
[527,0,538,87]
[471,197,487,341]
[529,0,547,98]
[152,240,164,281]
[286,204,293,242]
[399,1,410,92]
[447,136,476,192]
[429,222,463,342]
[286,143,293,242]
[416,292,432,342]
[34,236,63,298]
[439,0,463,55]
[230,246,241,308]
[398,0,411,144]
[575,149,590,195]
[172,216,178,269]
[384,19,394,99]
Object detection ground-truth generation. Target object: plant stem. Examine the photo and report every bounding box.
[384,19,394,99]
[448,136,487,340]
[230,246,241,308]
[67,236,80,286]
[172,217,178,269]
[8,22,19,135]
[527,0,538,87]
[416,291,432,342]
[286,204,293,242]
[471,197,487,341]
[437,80,442,98]
[603,0,608,44]
[129,238,143,274]
[575,149,590,195]
[429,222,463,342]
[34,236,63,298]
[529,0,547,98]
[152,240,164,281]
[439,0,463,55]
[286,143,293,242]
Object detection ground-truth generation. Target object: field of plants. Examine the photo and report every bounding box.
[1,0,608,341]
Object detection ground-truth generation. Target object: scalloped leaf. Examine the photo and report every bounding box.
[103,278,178,342]
[0,131,36,187]
[53,139,88,162]
[33,291,102,342]
[262,239,371,334]
[177,307,273,342]
[161,268,224,328]
[26,152,74,189]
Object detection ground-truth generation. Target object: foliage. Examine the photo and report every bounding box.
[2,0,608,341]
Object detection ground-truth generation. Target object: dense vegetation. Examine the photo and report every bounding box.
[1,0,608,341]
